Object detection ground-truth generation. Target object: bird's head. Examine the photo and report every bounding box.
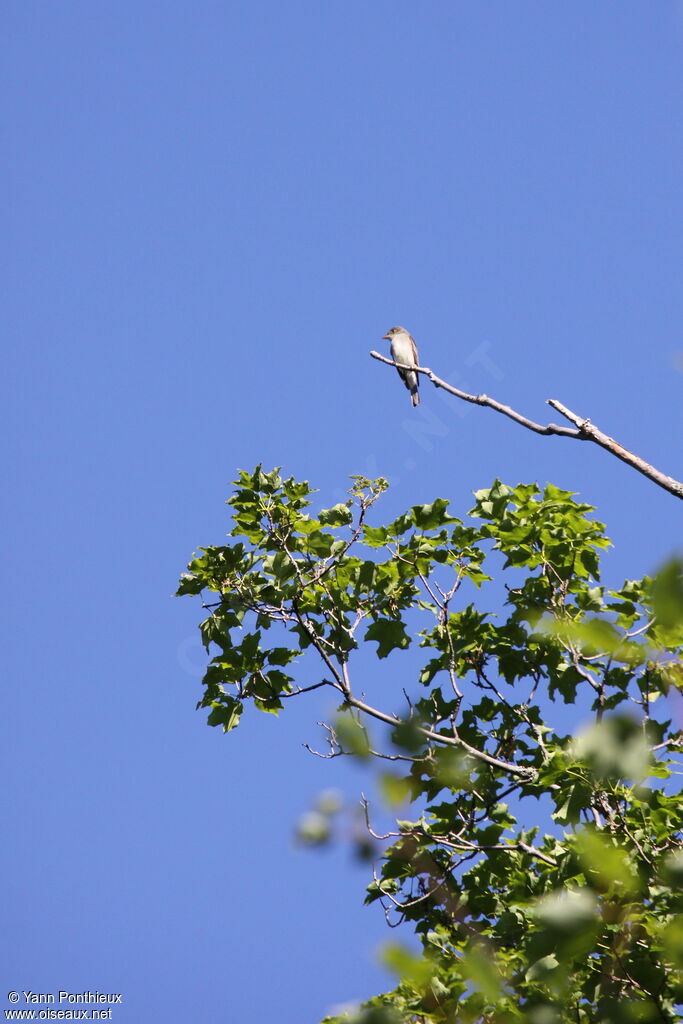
[382,326,407,341]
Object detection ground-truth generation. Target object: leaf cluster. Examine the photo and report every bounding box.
[179,469,683,1022]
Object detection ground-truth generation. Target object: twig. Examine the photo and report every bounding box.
[346,692,533,778]
[370,351,581,436]
[281,680,330,698]
[515,840,557,866]
[370,351,683,500]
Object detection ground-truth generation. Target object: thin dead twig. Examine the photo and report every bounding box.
[370,351,683,500]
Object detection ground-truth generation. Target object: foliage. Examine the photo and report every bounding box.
[178,467,683,1023]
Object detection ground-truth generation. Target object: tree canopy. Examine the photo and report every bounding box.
[178,467,683,1023]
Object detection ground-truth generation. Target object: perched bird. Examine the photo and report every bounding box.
[383,326,420,407]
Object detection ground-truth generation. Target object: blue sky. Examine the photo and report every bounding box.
[3,3,683,1022]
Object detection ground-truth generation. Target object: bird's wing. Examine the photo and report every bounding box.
[409,333,419,366]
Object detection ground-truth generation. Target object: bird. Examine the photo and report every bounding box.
[383,326,420,407]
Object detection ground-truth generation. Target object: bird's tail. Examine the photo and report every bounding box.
[411,389,420,407]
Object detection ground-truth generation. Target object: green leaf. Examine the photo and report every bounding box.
[319,503,354,527]
[525,954,559,982]
[379,773,414,808]
[363,525,390,547]
[650,557,683,634]
[304,530,337,557]
[365,619,410,658]
[334,712,371,759]
[572,715,651,782]
[574,830,641,895]
[380,943,433,987]
[531,887,598,933]
[206,698,243,732]
[387,512,413,537]
[266,647,299,667]
[460,943,502,1002]
[175,573,204,596]
[411,498,455,530]
[552,780,593,825]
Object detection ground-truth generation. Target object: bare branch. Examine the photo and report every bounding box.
[370,351,683,500]
[372,813,558,867]
[515,840,557,866]
[282,680,331,698]
[303,742,344,759]
[653,733,683,751]
[547,400,683,499]
[370,351,581,436]
[345,692,534,778]
[361,794,399,841]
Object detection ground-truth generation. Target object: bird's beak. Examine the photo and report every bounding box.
[382,332,390,340]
